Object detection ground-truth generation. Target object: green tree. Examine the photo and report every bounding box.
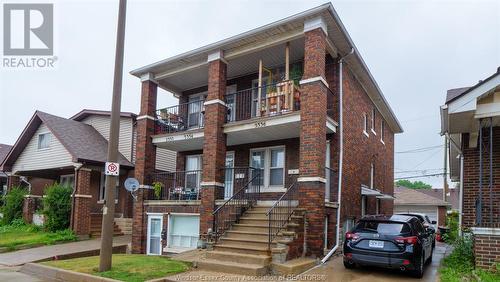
[395,179,432,189]
[43,183,72,232]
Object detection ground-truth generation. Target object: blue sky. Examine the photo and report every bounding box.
[1,0,499,187]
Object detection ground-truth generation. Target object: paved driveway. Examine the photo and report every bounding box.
[300,242,452,282]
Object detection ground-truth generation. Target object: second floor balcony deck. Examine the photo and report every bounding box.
[153,79,337,152]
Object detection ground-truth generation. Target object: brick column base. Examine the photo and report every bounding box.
[474,233,500,269]
[299,181,326,257]
[22,196,36,224]
[200,185,224,238]
[72,169,92,238]
[132,189,146,254]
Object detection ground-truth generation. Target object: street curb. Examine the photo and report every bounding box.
[20,263,120,282]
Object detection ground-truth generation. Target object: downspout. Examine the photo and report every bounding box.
[321,48,354,264]
[70,163,84,230]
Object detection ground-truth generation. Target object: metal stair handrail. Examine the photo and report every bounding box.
[265,179,299,249]
[212,167,262,243]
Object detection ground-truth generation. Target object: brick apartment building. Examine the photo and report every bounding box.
[441,68,500,269]
[0,109,175,237]
[130,3,402,274]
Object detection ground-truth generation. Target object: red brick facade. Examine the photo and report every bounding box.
[132,79,158,253]
[72,168,92,236]
[200,58,228,235]
[298,28,328,256]
[474,234,500,269]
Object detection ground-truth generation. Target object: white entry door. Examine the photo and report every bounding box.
[147,214,163,255]
[224,152,235,199]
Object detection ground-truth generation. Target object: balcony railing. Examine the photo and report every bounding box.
[155,99,204,134]
[225,80,301,123]
[149,170,202,200]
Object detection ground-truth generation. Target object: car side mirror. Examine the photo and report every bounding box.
[431,220,437,224]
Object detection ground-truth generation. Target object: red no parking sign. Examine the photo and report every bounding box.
[105,162,120,176]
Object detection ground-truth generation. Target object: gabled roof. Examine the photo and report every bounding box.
[446,67,500,104]
[0,144,12,171]
[1,111,133,172]
[394,186,450,206]
[418,188,459,210]
[446,87,470,103]
[70,109,136,122]
[130,2,403,134]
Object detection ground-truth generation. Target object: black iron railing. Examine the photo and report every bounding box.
[265,178,299,249]
[225,80,301,123]
[150,170,202,200]
[212,167,262,243]
[155,99,204,134]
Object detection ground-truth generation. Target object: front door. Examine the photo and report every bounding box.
[224,152,235,199]
[147,215,163,255]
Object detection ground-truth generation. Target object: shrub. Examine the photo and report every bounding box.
[440,235,474,281]
[443,210,459,243]
[43,183,72,232]
[1,187,27,225]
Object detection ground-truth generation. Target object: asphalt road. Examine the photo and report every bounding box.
[301,242,452,282]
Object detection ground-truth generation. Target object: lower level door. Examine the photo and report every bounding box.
[147,215,163,255]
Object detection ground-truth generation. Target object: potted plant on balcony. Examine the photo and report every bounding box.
[152,182,163,200]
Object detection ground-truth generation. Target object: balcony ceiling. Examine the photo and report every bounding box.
[159,37,305,93]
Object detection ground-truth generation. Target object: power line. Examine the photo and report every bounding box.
[396,145,442,154]
[395,168,444,174]
[395,173,448,180]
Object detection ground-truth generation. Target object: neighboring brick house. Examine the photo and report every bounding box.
[441,67,500,269]
[130,3,402,274]
[0,109,176,237]
[394,186,450,229]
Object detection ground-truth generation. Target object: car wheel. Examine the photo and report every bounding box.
[427,251,433,264]
[411,253,425,278]
[343,260,356,269]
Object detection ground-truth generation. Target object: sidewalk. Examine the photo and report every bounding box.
[0,235,130,266]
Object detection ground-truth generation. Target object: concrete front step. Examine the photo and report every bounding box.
[206,250,271,265]
[214,244,270,255]
[232,223,269,232]
[225,230,269,240]
[219,237,271,248]
[196,259,268,276]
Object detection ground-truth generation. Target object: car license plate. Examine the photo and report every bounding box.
[369,240,384,248]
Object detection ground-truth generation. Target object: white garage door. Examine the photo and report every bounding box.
[394,205,438,229]
[167,215,200,250]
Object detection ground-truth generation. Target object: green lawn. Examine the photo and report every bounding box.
[0,224,77,251]
[42,254,191,282]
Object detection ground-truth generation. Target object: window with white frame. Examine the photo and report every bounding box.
[250,146,285,188]
[380,120,385,143]
[38,132,51,149]
[99,173,119,201]
[363,113,368,135]
[60,174,74,188]
[371,108,376,133]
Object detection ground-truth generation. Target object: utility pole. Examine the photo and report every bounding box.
[443,135,449,203]
[99,0,127,272]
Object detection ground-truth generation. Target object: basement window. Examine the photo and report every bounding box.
[38,132,51,149]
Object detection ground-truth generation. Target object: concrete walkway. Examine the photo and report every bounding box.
[0,235,131,267]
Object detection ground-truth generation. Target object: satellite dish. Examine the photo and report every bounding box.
[124,178,140,192]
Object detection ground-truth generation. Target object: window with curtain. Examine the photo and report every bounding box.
[38,132,51,149]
